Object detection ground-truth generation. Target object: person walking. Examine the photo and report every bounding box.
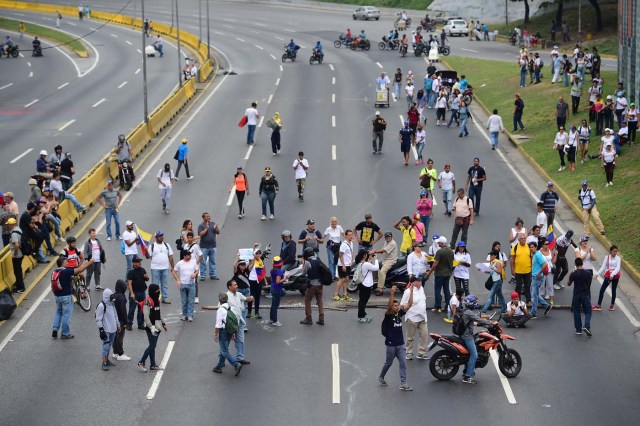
[157,163,173,214]
[593,245,621,312]
[51,256,95,339]
[197,212,219,281]
[122,220,139,279]
[415,189,432,240]
[450,188,474,247]
[174,139,194,180]
[269,112,282,155]
[112,279,131,361]
[172,250,199,322]
[578,119,592,163]
[136,284,167,372]
[229,166,249,219]
[578,180,605,237]
[553,230,575,289]
[540,182,560,227]
[435,90,448,126]
[97,180,122,241]
[513,93,525,132]
[300,248,326,325]
[453,242,472,296]
[356,251,379,323]
[379,285,413,391]
[323,217,344,282]
[437,164,455,216]
[372,111,387,154]
[55,11,62,28]
[244,102,260,145]
[566,125,579,171]
[465,158,486,215]
[335,230,355,301]
[404,80,415,110]
[481,250,507,314]
[554,126,569,172]
[458,101,471,137]
[530,242,553,318]
[402,277,428,361]
[83,228,106,291]
[373,232,398,296]
[414,123,426,165]
[486,109,505,150]
[570,75,583,114]
[601,143,618,187]
[258,166,279,220]
[425,237,454,312]
[8,218,25,293]
[292,152,309,201]
[393,68,402,100]
[446,89,461,128]
[226,278,252,364]
[96,288,120,371]
[126,256,148,329]
[568,258,593,336]
[213,293,243,376]
[399,120,412,166]
[556,97,569,130]
[145,231,175,304]
[419,158,437,196]
[626,102,637,144]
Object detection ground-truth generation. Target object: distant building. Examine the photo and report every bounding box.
[619,1,638,102]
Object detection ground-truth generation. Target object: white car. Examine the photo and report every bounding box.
[444,19,469,36]
[353,6,380,21]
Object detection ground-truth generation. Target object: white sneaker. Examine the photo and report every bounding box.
[269,214,274,220]
[605,182,610,187]
[58,237,66,242]
[553,284,561,290]
[117,354,132,361]
[107,236,112,241]
[558,167,563,172]
[187,176,194,180]
[261,215,267,221]
[271,321,282,327]
[112,353,119,360]
[609,181,613,186]
[194,297,200,304]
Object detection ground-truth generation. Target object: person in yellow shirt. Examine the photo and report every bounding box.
[394,216,416,254]
[418,158,438,197]
[510,233,532,303]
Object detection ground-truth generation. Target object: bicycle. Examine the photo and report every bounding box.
[72,274,92,311]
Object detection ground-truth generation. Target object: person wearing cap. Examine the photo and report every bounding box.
[8,217,26,293]
[28,178,43,205]
[450,188,474,248]
[298,219,324,254]
[145,231,175,303]
[599,96,615,136]
[126,256,149,329]
[122,220,139,278]
[229,166,249,219]
[157,163,174,215]
[578,181,605,237]
[97,180,122,241]
[626,102,637,144]
[258,166,279,220]
[502,292,531,328]
[292,152,309,201]
[614,91,628,130]
[174,138,194,180]
[575,236,596,280]
[466,158,486,215]
[59,152,75,191]
[83,228,106,291]
[399,120,412,166]
[453,241,472,296]
[513,93,525,133]
[3,192,18,215]
[269,256,285,326]
[248,246,267,319]
[425,237,454,312]
[36,150,53,179]
[1,201,19,247]
[415,190,432,240]
[601,141,618,187]
[411,213,425,244]
[372,111,387,154]
[578,119,592,163]
[354,213,383,253]
[373,232,398,296]
[553,230,575,289]
[115,134,136,183]
[268,112,282,156]
[539,182,560,227]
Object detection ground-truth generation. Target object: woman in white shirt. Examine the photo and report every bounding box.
[414,124,426,165]
[323,217,344,281]
[594,245,621,311]
[538,239,557,303]
[626,103,637,144]
[356,251,379,323]
[509,217,527,246]
[575,236,596,275]
[453,241,471,296]
[566,125,578,171]
[435,90,448,126]
[553,126,569,171]
[601,143,618,186]
[407,242,428,282]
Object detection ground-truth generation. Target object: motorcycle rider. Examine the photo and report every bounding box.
[401,11,408,23]
[48,145,65,170]
[312,41,323,59]
[115,134,135,183]
[279,230,297,271]
[355,29,366,47]
[32,37,42,56]
[3,35,14,55]
[286,39,297,57]
[346,28,352,42]
[36,150,53,179]
[459,295,496,384]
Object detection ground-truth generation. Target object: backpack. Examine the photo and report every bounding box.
[175,236,184,251]
[424,78,433,91]
[539,59,544,68]
[318,259,333,286]
[452,307,470,335]
[11,229,32,256]
[352,263,365,284]
[51,269,63,294]
[222,305,239,335]
[150,242,170,256]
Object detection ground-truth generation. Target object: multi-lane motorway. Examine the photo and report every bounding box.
[0,1,638,425]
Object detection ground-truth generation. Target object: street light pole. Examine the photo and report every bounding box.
[171,0,174,29]
[198,0,202,43]
[141,0,149,123]
[206,0,210,60]
[176,0,183,87]
[578,0,582,45]
[505,0,509,30]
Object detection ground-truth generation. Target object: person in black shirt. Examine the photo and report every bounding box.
[126,256,149,330]
[51,256,95,339]
[59,153,75,191]
[465,158,487,215]
[354,213,383,251]
[568,258,592,336]
[379,285,413,391]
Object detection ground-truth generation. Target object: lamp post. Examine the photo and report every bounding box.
[141,0,148,123]
[505,0,509,30]
[206,0,210,60]
[578,0,582,45]
[176,0,183,87]
[198,0,202,43]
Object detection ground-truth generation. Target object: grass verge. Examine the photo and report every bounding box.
[0,16,87,55]
[444,56,639,272]
[313,0,431,12]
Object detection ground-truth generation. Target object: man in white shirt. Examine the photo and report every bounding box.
[183,232,203,304]
[50,172,86,212]
[244,102,260,145]
[437,164,456,215]
[502,292,531,328]
[486,108,505,150]
[145,231,175,304]
[578,180,605,237]
[292,151,309,201]
[401,280,429,360]
[225,280,253,366]
[335,230,354,301]
[535,202,548,237]
[157,163,173,214]
[213,292,242,375]
[122,220,139,279]
[376,72,390,91]
[172,250,199,322]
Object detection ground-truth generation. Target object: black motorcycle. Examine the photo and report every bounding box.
[399,43,408,57]
[347,256,409,293]
[309,49,324,65]
[333,34,352,48]
[1,45,20,58]
[32,45,43,57]
[117,159,134,191]
[282,45,299,62]
[438,44,451,56]
[378,36,399,50]
[413,41,429,56]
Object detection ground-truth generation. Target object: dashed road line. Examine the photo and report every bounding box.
[270,54,276,60]
[279,65,283,72]
[332,77,335,85]
[258,116,264,127]
[460,48,478,53]
[92,98,107,108]
[0,83,13,90]
[19,53,24,58]
[274,36,285,41]
[135,68,141,74]
[376,62,383,68]
[267,94,273,104]
[110,33,118,38]
[118,81,128,89]
[255,23,267,27]
[24,99,39,108]
[332,93,335,103]
[126,40,133,45]
[244,145,253,160]
[137,48,142,54]
[255,44,264,50]
[28,71,33,77]
[10,148,33,164]
[332,116,336,127]
[66,22,77,26]
[332,343,340,403]
[236,37,245,42]
[332,145,336,160]
[329,64,334,71]
[275,78,280,85]
[213,31,224,35]
[27,62,31,67]
[284,28,295,33]
[58,119,76,131]
[223,18,236,22]
[57,82,69,90]
[227,186,236,206]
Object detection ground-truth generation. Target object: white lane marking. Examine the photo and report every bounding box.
[146,340,175,400]
[332,77,335,85]
[66,22,77,26]
[10,148,33,164]
[89,27,97,31]
[118,81,128,89]
[332,145,336,160]
[135,68,141,75]
[332,343,340,403]
[13,13,25,16]
[258,116,264,127]
[332,93,335,103]
[490,350,517,404]
[110,33,119,38]
[58,119,76,131]
[299,45,306,49]
[27,62,31,67]
[28,71,33,77]
[126,40,133,45]
[19,53,24,58]
[332,186,338,206]
[279,65,283,72]
[275,36,285,41]
[24,99,39,108]
[92,98,107,108]
[137,49,142,54]
[275,78,280,85]
[244,145,253,160]
[255,23,267,27]
[227,185,236,206]
[376,62,383,69]
[235,37,245,42]
[329,64,334,71]
[270,54,276,60]
[398,114,404,124]
[223,24,234,29]
[460,48,478,53]
[255,44,264,50]
[223,18,236,22]
[41,17,52,21]
[57,82,69,90]
[284,28,295,33]
[267,94,273,104]
[213,31,224,35]
[332,116,336,127]
[0,83,13,90]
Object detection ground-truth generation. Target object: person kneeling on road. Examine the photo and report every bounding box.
[502,292,532,328]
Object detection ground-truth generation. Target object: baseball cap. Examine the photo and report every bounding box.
[547,182,554,187]
[365,213,372,219]
[132,256,142,263]
[6,218,16,225]
[107,179,114,184]
[306,219,315,225]
[237,165,243,170]
[607,95,612,100]
[457,241,466,247]
[514,92,520,97]
[437,236,447,244]
[581,236,589,242]
[254,249,262,255]
[511,292,520,299]
[582,180,588,186]
[28,178,37,185]
[432,234,440,241]
[43,187,51,192]
[181,138,188,143]
[375,111,380,116]
[384,232,393,237]
[125,220,134,226]
[5,192,13,198]
[631,103,636,107]
[155,230,164,237]
[37,197,46,203]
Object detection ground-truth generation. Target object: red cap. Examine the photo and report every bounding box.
[511,292,520,299]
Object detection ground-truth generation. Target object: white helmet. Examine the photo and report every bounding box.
[40,150,48,156]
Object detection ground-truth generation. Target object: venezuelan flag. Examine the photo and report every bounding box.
[254,258,266,282]
[135,225,153,258]
[546,225,556,250]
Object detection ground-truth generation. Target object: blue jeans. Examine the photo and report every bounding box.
[563,72,570,87]
[326,246,337,280]
[379,344,407,383]
[45,214,62,238]
[180,282,196,318]
[52,295,73,336]
[234,318,245,361]
[490,131,499,148]
[441,188,453,213]
[102,332,116,357]
[513,112,524,132]
[65,193,83,210]
[247,124,256,144]
[394,82,401,99]
[200,247,217,278]
[433,275,451,309]
[482,278,506,313]
[127,291,146,326]
[216,330,239,368]
[462,335,478,377]
[448,109,459,126]
[105,208,121,239]
[270,289,282,322]
[125,254,134,279]
[156,44,163,56]
[572,294,592,332]
[415,142,425,161]
[261,191,276,216]
[151,269,170,301]
[428,90,437,108]
[530,275,550,315]
[459,117,469,135]
[520,68,526,87]
[468,184,482,214]
[239,288,250,324]
[140,328,159,366]
[419,215,431,241]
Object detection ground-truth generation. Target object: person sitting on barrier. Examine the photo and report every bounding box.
[115,134,135,182]
[183,63,191,81]
[48,173,86,212]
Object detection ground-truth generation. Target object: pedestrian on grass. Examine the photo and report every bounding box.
[601,143,618,187]
[83,228,106,291]
[372,111,387,154]
[486,109,505,150]
[145,231,174,303]
[174,139,194,180]
[213,292,243,376]
[568,258,593,336]
[425,237,454,312]
[197,212,219,281]
[566,125,579,171]
[453,242,472,296]
[292,152,309,201]
[554,126,569,172]
[229,166,249,219]
[51,256,95,339]
[97,180,121,241]
[96,288,119,371]
[244,102,260,145]
[112,279,131,361]
[513,93,525,132]
[450,189,474,248]
[466,157,486,215]
[556,97,569,130]
[593,246,621,312]
[172,250,199,322]
[379,285,414,391]
[157,163,173,215]
[570,75,583,114]
[626,102,637,143]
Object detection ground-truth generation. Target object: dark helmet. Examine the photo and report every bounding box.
[464,295,480,310]
[303,247,315,258]
[66,236,77,244]
[117,134,126,143]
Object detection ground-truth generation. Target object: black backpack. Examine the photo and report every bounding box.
[318,259,333,286]
[452,307,470,336]
[11,229,32,256]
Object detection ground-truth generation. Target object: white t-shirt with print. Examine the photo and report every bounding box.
[293,158,309,179]
[157,169,173,189]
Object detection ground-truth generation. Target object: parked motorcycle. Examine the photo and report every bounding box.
[413,41,429,56]
[333,34,352,48]
[347,256,409,293]
[309,49,324,65]
[117,159,134,191]
[282,45,299,62]
[378,36,399,50]
[427,315,522,381]
[462,85,474,105]
[350,38,370,51]
[1,44,20,58]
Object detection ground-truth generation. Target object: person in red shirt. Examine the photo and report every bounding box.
[63,236,84,269]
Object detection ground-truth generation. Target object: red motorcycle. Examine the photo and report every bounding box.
[427,318,522,380]
[462,85,474,105]
[350,38,370,51]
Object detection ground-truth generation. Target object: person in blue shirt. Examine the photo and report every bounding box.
[3,36,14,55]
[399,121,413,166]
[459,75,469,92]
[359,30,366,40]
[286,39,297,55]
[530,241,552,317]
[174,138,193,180]
[52,256,95,339]
[313,41,323,56]
[269,256,285,326]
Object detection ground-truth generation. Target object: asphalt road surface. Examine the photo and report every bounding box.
[0,2,637,425]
